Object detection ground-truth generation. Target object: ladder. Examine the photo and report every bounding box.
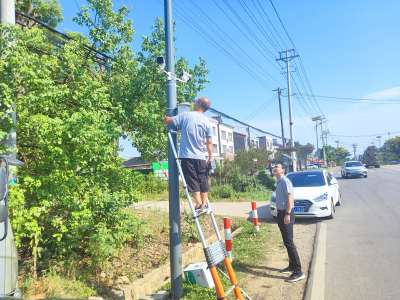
[168,131,244,300]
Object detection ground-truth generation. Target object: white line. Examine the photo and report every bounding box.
[311,223,327,300]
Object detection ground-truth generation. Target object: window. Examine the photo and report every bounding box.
[255,141,259,148]
[222,145,227,153]
[228,132,233,141]
[251,140,254,146]
[213,144,218,153]
[267,142,270,147]
[221,130,226,140]
[212,127,217,136]
[229,146,233,153]
[345,162,362,167]
[287,173,325,187]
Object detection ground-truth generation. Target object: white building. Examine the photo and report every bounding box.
[206,116,235,162]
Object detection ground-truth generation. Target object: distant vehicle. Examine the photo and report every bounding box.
[308,165,318,169]
[389,161,399,165]
[362,146,380,168]
[270,170,341,219]
[341,161,368,178]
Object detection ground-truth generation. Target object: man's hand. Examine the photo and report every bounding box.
[284,214,290,225]
[163,117,173,124]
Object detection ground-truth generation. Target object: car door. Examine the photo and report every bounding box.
[327,172,338,203]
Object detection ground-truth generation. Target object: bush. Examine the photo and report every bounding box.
[257,171,276,190]
[137,173,168,194]
[226,168,249,192]
[209,184,234,199]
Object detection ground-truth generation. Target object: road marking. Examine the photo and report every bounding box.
[311,223,327,300]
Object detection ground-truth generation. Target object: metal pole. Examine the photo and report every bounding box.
[0,0,17,177]
[277,88,286,148]
[320,121,327,167]
[247,126,251,150]
[164,0,183,297]
[286,50,296,171]
[315,120,319,168]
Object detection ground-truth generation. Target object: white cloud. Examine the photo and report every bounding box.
[363,87,400,100]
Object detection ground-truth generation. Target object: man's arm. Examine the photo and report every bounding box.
[163,117,173,124]
[206,139,213,163]
[284,193,294,225]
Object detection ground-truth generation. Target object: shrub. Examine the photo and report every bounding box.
[209,184,234,199]
[257,171,276,190]
[137,173,168,194]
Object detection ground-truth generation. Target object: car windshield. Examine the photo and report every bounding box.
[345,162,362,167]
[287,173,326,187]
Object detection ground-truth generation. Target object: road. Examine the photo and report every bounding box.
[324,165,400,300]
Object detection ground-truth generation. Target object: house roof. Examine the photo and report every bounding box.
[233,131,246,136]
[123,157,150,168]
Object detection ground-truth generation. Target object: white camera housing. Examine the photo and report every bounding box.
[156,57,165,70]
[180,71,192,83]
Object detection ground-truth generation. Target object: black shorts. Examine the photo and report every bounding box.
[181,158,210,193]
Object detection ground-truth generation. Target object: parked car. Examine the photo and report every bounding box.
[389,161,399,165]
[307,165,318,169]
[270,170,341,219]
[341,161,368,178]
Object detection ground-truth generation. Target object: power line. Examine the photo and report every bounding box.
[329,131,400,138]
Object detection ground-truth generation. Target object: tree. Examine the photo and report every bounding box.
[234,147,271,187]
[16,0,63,28]
[335,147,351,165]
[380,137,400,162]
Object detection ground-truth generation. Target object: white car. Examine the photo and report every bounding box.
[341,161,368,178]
[270,170,341,219]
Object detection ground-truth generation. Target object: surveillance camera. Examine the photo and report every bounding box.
[156,57,165,69]
[180,71,192,82]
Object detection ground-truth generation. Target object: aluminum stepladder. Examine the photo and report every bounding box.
[168,131,243,300]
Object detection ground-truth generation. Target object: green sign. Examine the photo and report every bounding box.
[152,162,169,178]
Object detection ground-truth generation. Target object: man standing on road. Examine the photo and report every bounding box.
[163,97,213,217]
[273,162,305,282]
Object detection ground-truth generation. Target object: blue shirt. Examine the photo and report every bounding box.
[171,112,213,159]
[275,176,294,210]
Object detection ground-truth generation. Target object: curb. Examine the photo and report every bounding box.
[303,222,321,300]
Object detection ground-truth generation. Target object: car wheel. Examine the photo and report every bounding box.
[376,165,380,168]
[273,216,277,219]
[341,172,345,178]
[328,200,335,219]
[336,192,342,206]
[364,175,367,178]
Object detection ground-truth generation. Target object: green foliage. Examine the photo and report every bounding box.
[16,0,63,28]
[317,145,351,164]
[209,183,234,199]
[257,171,276,190]
[137,173,168,194]
[380,137,400,162]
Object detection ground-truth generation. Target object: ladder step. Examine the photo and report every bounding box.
[225,283,239,296]
[204,240,227,268]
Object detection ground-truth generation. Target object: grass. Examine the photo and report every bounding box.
[161,218,281,299]
[19,269,97,299]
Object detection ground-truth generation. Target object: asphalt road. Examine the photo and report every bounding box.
[324,165,400,300]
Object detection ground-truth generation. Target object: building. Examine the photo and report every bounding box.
[207,116,235,162]
[259,136,276,152]
[233,132,260,151]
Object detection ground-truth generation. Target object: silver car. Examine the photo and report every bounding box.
[341,161,367,178]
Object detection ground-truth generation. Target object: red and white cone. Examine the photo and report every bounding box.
[224,217,233,261]
[251,202,259,231]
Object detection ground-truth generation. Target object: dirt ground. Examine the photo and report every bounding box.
[240,219,316,300]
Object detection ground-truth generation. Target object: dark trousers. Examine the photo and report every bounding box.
[277,210,302,273]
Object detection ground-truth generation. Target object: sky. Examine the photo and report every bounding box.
[57,0,400,159]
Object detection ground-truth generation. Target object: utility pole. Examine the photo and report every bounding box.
[353,144,357,160]
[277,49,299,171]
[164,0,183,298]
[388,132,391,139]
[335,141,339,165]
[247,126,251,150]
[376,136,381,148]
[273,88,286,148]
[312,117,322,168]
[319,121,327,166]
[324,130,330,147]
[0,0,17,183]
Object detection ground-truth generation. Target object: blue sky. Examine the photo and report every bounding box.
[58,0,400,158]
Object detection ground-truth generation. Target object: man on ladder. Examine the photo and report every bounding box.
[163,96,213,217]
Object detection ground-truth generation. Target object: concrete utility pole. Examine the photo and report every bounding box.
[335,141,340,164]
[0,0,17,183]
[247,126,251,150]
[312,117,321,168]
[273,88,286,148]
[277,49,299,171]
[164,0,183,298]
[319,122,327,166]
[353,144,357,160]
[376,136,381,148]
[335,141,339,148]
[324,130,330,147]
